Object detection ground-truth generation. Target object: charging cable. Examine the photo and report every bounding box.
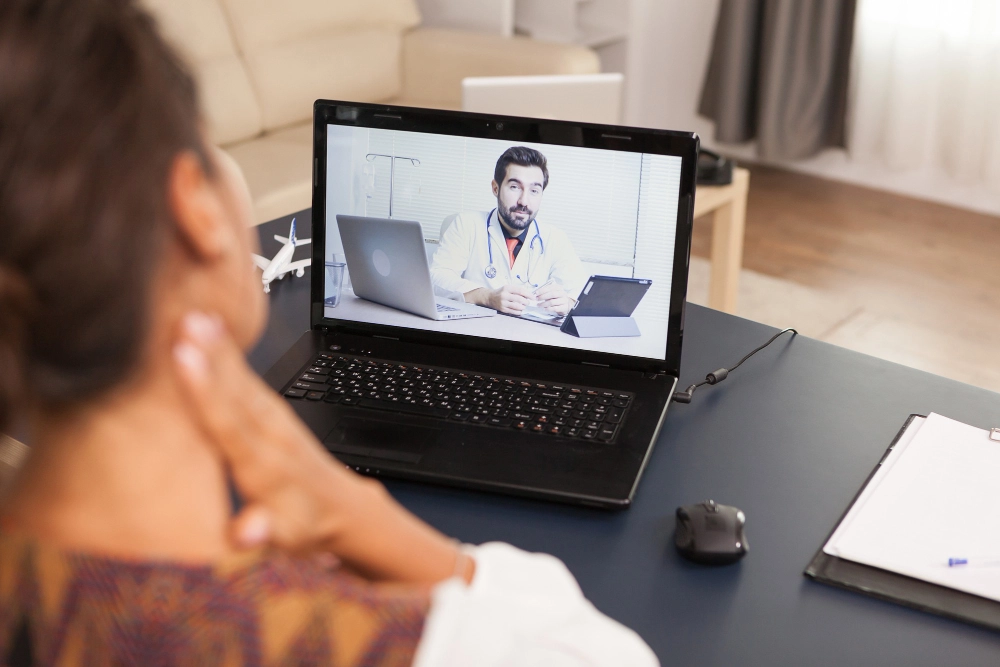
[672,328,798,404]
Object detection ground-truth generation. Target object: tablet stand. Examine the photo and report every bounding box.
[560,316,640,338]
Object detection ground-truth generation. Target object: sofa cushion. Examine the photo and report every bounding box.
[224,123,314,224]
[220,0,420,49]
[237,29,406,132]
[221,0,421,132]
[140,0,263,146]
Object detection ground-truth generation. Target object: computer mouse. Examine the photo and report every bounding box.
[674,499,748,565]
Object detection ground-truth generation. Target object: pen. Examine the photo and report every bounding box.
[533,279,554,294]
[947,557,1000,567]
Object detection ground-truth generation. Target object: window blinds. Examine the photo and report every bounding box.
[631,154,681,324]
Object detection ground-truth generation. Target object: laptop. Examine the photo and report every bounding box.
[263,100,697,508]
[462,73,624,125]
[337,214,494,321]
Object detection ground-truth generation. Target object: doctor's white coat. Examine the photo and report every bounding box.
[430,210,588,300]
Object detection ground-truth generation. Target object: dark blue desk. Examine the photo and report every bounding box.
[252,211,1000,665]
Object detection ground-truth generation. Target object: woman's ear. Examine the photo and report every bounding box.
[168,151,233,261]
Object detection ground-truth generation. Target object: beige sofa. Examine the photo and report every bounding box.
[142,0,600,224]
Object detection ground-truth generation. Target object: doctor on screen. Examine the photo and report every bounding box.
[430,146,587,316]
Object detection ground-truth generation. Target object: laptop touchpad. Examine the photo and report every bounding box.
[323,416,435,465]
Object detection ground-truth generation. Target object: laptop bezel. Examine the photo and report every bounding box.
[309,100,696,377]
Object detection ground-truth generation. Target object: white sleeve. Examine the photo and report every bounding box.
[430,214,484,296]
[412,542,659,667]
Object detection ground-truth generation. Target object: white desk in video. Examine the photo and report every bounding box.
[324,289,667,360]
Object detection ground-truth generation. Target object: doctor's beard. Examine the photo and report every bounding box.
[497,201,536,232]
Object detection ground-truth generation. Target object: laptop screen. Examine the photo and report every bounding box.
[317,108,692,367]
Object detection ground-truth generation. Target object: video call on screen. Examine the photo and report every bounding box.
[323,124,683,361]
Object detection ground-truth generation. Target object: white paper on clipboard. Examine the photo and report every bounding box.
[823,412,1000,602]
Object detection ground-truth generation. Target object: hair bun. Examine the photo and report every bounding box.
[0,264,35,430]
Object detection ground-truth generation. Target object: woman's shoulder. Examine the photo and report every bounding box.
[0,531,429,666]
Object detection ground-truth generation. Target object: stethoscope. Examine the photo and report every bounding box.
[483,208,546,287]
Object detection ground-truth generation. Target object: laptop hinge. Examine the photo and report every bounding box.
[585,360,672,380]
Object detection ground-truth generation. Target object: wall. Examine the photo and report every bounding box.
[414,0,513,35]
[624,0,1000,217]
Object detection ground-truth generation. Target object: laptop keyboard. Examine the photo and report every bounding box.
[285,352,633,442]
[435,303,458,312]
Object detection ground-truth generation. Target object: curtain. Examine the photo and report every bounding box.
[849,0,1000,192]
[698,0,858,160]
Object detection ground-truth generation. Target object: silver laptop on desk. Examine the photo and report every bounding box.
[337,215,494,321]
[462,73,624,124]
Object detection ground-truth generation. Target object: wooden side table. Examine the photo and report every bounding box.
[692,166,749,313]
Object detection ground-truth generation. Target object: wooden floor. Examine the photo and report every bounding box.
[692,165,1000,393]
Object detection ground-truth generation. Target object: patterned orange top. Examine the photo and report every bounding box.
[0,531,429,666]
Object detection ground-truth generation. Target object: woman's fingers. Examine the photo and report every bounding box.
[230,504,272,548]
[172,311,431,563]
[172,311,273,464]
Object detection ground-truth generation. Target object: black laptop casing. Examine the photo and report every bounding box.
[264,101,698,509]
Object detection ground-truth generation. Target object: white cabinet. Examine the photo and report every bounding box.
[414,0,515,36]
[515,0,629,73]
[415,0,630,73]
[515,0,627,47]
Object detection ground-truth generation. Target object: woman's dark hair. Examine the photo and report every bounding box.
[0,0,213,430]
[494,146,549,190]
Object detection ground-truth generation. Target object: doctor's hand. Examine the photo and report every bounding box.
[534,282,574,316]
[469,284,536,314]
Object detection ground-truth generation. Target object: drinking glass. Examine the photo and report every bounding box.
[324,261,346,307]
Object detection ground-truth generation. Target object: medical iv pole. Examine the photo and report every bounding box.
[365,153,420,218]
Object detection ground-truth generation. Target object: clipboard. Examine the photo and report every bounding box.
[804,414,1000,632]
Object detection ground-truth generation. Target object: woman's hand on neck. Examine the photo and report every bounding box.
[1,148,267,564]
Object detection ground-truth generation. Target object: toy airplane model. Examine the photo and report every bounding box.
[251,218,311,293]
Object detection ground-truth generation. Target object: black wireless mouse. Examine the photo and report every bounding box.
[674,500,748,565]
